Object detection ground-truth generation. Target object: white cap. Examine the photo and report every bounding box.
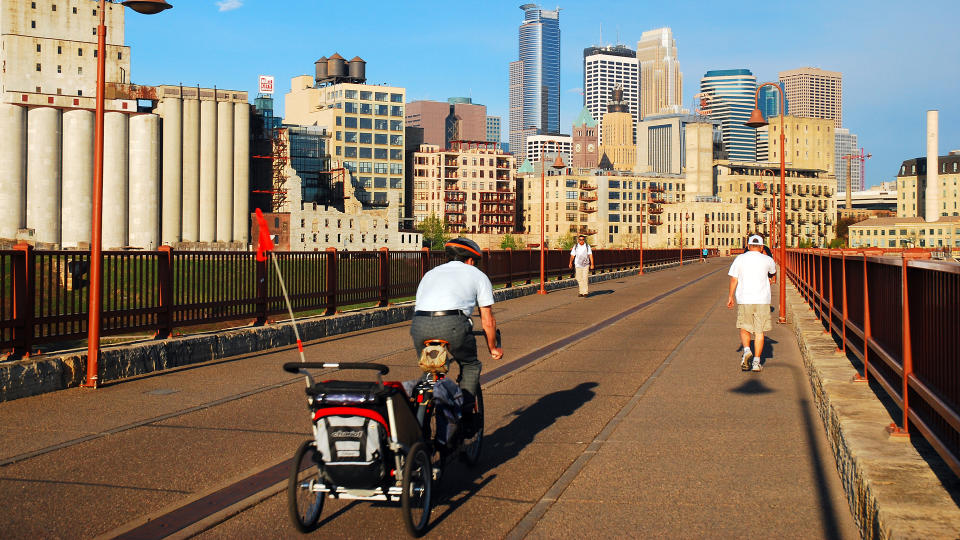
[747,235,764,246]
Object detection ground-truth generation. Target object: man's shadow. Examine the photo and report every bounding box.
[584,290,613,298]
[426,382,598,528]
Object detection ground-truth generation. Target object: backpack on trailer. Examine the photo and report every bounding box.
[308,380,400,489]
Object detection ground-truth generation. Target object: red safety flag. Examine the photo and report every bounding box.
[255,208,274,261]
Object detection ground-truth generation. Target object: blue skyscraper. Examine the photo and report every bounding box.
[509,3,560,164]
[759,83,788,119]
[700,69,757,161]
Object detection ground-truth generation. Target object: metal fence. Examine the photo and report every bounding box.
[0,246,705,356]
[784,248,960,478]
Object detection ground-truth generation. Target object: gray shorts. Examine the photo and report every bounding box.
[737,304,772,333]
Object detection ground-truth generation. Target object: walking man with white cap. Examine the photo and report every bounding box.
[726,234,778,371]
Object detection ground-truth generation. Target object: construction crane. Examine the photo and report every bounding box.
[841,148,872,212]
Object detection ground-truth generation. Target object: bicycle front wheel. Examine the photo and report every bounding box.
[288,439,324,533]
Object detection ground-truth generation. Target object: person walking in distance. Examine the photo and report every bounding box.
[569,235,595,297]
[727,235,777,371]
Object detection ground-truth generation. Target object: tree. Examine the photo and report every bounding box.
[556,232,576,250]
[828,237,845,249]
[417,213,449,250]
[500,233,521,249]
[834,216,860,245]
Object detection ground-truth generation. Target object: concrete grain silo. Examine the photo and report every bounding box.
[102,111,129,249]
[233,103,250,243]
[61,109,95,247]
[0,103,27,241]
[216,101,235,242]
[26,107,62,246]
[199,99,218,242]
[129,114,160,249]
[181,98,201,242]
[160,97,182,244]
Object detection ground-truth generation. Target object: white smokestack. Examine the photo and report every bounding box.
[925,110,940,222]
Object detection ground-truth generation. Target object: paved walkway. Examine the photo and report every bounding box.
[0,259,859,538]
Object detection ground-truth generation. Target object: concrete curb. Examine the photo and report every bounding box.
[786,283,960,539]
[0,261,681,403]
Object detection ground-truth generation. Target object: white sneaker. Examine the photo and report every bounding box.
[751,358,762,372]
[740,349,753,371]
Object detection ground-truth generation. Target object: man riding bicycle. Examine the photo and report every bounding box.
[411,237,503,426]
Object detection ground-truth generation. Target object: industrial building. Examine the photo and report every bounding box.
[284,55,406,221]
[0,1,250,249]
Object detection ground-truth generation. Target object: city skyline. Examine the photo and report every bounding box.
[122,1,959,187]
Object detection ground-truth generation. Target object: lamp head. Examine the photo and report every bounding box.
[121,0,172,14]
[551,155,566,169]
[745,108,767,128]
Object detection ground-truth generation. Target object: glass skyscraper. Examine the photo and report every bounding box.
[509,4,560,165]
[700,69,757,161]
[759,83,788,119]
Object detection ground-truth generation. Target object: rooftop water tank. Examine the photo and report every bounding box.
[327,53,347,78]
[348,56,366,82]
[314,56,328,82]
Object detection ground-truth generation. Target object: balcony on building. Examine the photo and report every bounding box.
[579,181,598,191]
[444,190,466,202]
[579,193,598,202]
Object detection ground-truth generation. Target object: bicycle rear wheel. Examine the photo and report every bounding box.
[401,442,433,537]
[288,439,324,533]
[460,389,484,466]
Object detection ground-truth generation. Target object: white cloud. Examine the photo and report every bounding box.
[216,0,243,12]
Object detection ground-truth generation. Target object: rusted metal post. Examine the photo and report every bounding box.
[378,248,390,307]
[837,251,847,354]
[254,250,268,325]
[826,251,833,334]
[419,247,429,280]
[325,248,338,315]
[854,251,870,382]
[505,248,513,288]
[156,246,173,339]
[11,243,35,359]
[889,253,912,436]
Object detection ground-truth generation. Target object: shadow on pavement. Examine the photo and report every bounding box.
[585,290,613,297]
[426,382,599,531]
[729,378,774,395]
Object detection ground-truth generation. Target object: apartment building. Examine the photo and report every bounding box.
[716,161,837,247]
[410,141,515,234]
[894,153,960,218]
[849,216,960,249]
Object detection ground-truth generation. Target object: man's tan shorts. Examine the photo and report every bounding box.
[737,304,772,333]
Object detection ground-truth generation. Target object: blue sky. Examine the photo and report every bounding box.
[125,0,959,185]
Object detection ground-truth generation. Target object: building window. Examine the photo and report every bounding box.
[78,66,82,74]
[57,65,61,73]
[52,4,56,10]
[73,7,77,13]
[36,44,41,52]
[78,48,83,56]
[31,21,36,28]
[36,63,41,72]
[118,52,122,60]
[57,46,61,54]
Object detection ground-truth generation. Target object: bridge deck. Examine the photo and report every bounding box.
[0,259,858,538]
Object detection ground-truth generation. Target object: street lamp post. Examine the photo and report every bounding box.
[84,0,172,389]
[746,83,787,324]
[537,144,564,295]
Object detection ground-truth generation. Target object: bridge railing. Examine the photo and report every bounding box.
[784,248,960,478]
[0,245,703,356]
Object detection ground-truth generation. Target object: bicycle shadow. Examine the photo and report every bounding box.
[425,381,598,530]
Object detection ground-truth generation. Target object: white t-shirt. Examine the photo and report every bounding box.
[728,251,778,304]
[570,243,592,268]
[414,261,495,316]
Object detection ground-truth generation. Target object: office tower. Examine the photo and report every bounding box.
[509,4,561,164]
[583,45,638,145]
[486,116,501,144]
[571,106,598,170]
[700,69,757,161]
[598,87,636,171]
[835,128,862,193]
[778,67,842,128]
[405,98,486,149]
[759,83,788,119]
[636,27,683,119]
[525,134,572,167]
